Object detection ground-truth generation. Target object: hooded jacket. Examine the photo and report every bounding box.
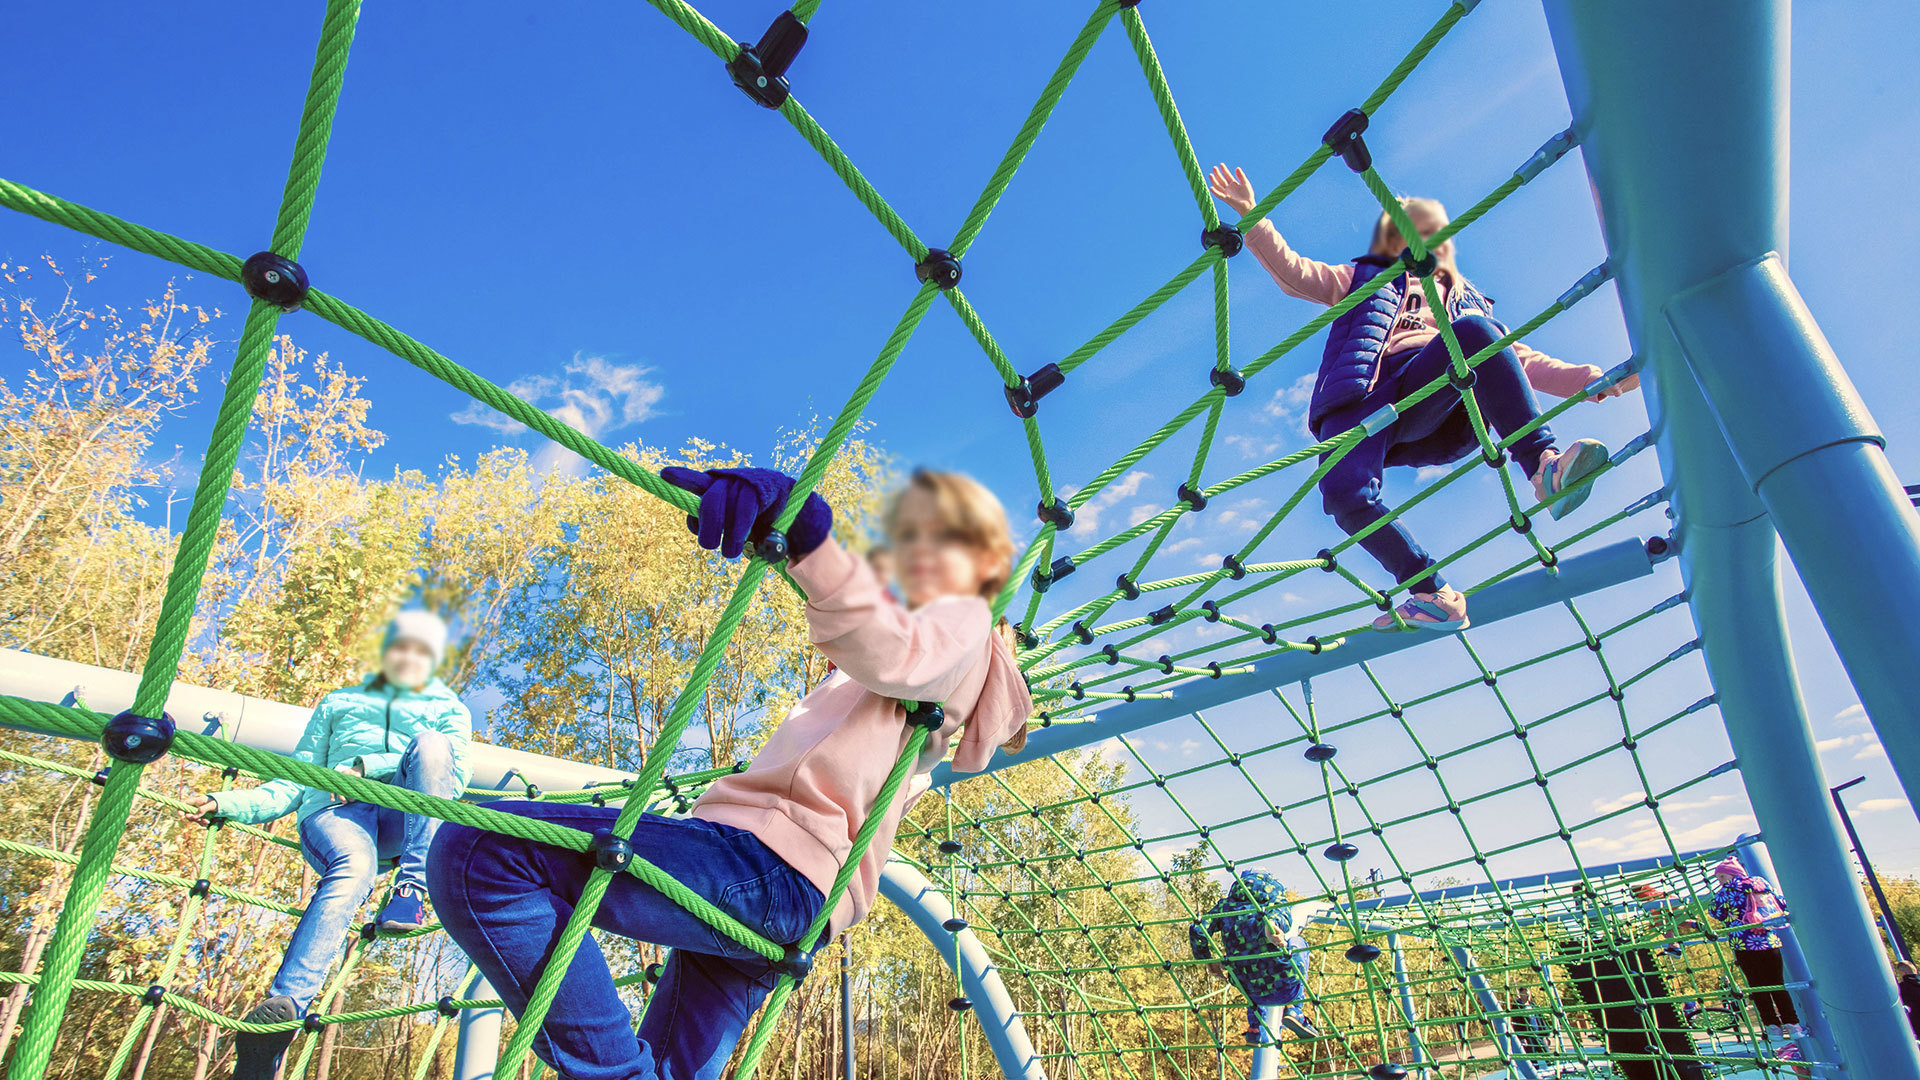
[213,675,473,827]
[1189,870,1310,1004]
[693,539,1032,936]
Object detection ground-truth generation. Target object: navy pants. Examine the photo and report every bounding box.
[1315,315,1556,595]
[427,802,824,1080]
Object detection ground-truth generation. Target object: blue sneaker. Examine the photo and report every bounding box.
[377,886,427,933]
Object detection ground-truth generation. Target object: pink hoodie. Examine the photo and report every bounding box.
[692,539,1032,935]
[1243,220,1602,400]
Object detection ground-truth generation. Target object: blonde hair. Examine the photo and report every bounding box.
[884,469,1026,752]
[1369,196,1454,268]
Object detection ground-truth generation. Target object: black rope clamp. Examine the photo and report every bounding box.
[1305,743,1337,762]
[1115,574,1140,600]
[102,710,175,765]
[1346,942,1382,963]
[938,839,964,854]
[1510,513,1532,535]
[753,530,790,565]
[1069,682,1085,700]
[1221,554,1246,580]
[1400,245,1438,277]
[360,921,379,941]
[589,828,634,872]
[1322,109,1373,172]
[645,962,666,983]
[92,768,111,787]
[772,944,813,981]
[1370,1064,1409,1080]
[1259,623,1278,645]
[1201,224,1243,258]
[1014,622,1039,650]
[942,917,969,933]
[241,252,309,312]
[1035,556,1076,595]
[1316,548,1338,573]
[1004,362,1066,419]
[905,701,946,731]
[1071,620,1094,645]
[915,249,963,290]
[189,878,212,898]
[1157,655,1175,674]
[1206,661,1223,679]
[1149,605,1176,626]
[727,11,808,109]
[1324,841,1361,862]
[1037,497,1075,531]
[1449,365,1476,393]
[1119,686,1136,702]
[436,996,460,1017]
[143,985,167,1006]
[949,996,973,1012]
[1209,366,1247,397]
[1200,600,1221,623]
[1099,644,1119,665]
[1177,482,1208,511]
[304,1015,327,1033]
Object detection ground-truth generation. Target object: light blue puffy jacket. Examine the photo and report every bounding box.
[213,675,473,826]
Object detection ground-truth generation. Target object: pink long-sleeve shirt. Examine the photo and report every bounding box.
[692,539,1032,936]
[1244,220,1602,400]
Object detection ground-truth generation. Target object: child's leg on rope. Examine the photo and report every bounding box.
[426,801,824,1080]
[1316,417,1441,595]
[1438,315,1555,479]
[234,805,382,1080]
[387,729,461,895]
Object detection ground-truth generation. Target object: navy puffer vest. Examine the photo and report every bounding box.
[1308,255,1502,435]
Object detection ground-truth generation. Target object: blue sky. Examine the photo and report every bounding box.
[5,0,1919,887]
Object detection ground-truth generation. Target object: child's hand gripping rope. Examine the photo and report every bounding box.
[660,466,833,560]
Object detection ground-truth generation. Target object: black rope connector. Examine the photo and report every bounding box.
[727,11,808,109]
[1324,841,1361,862]
[1069,682,1085,700]
[1221,554,1246,580]
[1149,605,1177,626]
[943,917,969,933]
[525,784,543,800]
[101,710,175,765]
[1032,555,1075,594]
[915,249,963,290]
[1259,623,1278,645]
[1201,223,1243,257]
[646,962,666,983]
[1400,245,1438,277]
[190,878,212,898]
[1115,574,1140,600]
[144,984,167,1006]
[1449,366,1476,393]
[1157,655,1175,674]
[1119,686,1136,702]
[1037,497,1075,531]
[1483,447,1507,469]
[1346,943,1382,963]
[304,1015,327,1033]
[1645,535,1671,560]
[1177,482,1208,511]
[1370,1064,1409,1080]
[1510,513,1532,535]
[906,701,946,732]
[1200,600,1221,622]
[1209,366,1247,397]
[1206,661,1223,679]
[1004,362,1066,419]
[1322,108,1373,172]
[361,921,379,941]
[1316,548,1338,573]
[1099,644,1119,665]
[948,995,973,1012]
[241,252,310,312]
[1015,623,1040,650]
[222,766,240,781]
[773,944,813,981]
[1305,635,1324,654]
[92,768,110,787]
[754,530,790,565]
[1305,743,1337,763]
[436,995,460,1017]
[589,828,634,872]
[1071,620,1094,645]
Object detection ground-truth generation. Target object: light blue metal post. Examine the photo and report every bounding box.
[1541,2,1920,1076]
[1736,835,1839,1060]
[1448,946,1540,1080]
[1248,1006,1284,1080]
[878,861,1047,1080]
[1389,933,1426,1074]
[452,973,502,1080]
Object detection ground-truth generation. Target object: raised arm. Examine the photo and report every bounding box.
[1209,163,1353,306]
[787,539,991,704]
[210,699,329,825]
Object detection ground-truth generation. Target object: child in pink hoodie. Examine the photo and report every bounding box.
[428,467,1030,1080]
[1209,165,1638,632]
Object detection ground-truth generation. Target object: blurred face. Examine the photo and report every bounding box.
[382,639,435,690]
[1408,205,1454,267]
[868,550,897,590]
[890,486,1003,609]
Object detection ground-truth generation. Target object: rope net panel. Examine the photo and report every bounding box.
[0,1,1830,1079]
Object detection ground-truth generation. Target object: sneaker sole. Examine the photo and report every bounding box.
[1547,440,1607,521]
[235,997,301,1080]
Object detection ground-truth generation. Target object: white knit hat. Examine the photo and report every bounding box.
[384,610,447,667]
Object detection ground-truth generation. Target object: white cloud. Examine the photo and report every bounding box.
[1415,465,1452,483]
[1818,733,1876,754]
[1227,433,1283,460]
[1856,799,1908,815]
[451,354,664,476]
[1127,504,1162,527]
[1163,538,1200,555]
[1834,704,1868,727]
[1856,743,1888,762]
[1578,813,1758,859]
[1262,374,1316,437]
[1064,471,1154,535]
[1178,739,1202,757]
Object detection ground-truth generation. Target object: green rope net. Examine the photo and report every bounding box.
[0,1,1830,1079]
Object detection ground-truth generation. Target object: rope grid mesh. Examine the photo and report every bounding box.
[0,1,1822,1078]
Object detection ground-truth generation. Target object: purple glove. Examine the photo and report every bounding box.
[659,466,833,561]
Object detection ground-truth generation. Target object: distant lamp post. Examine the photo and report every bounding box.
[1831,775,1908,962]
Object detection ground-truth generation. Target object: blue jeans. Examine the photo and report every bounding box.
[426,802,825,1080]
[269,731,460,1012]
[1316,315,1557,594]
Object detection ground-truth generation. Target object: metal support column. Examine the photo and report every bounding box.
[452,974,503,1080]
[1736,835,1840,1060]
[1448,946,1540,1080]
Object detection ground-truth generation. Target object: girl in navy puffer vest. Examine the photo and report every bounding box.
[1210,165,1639,631]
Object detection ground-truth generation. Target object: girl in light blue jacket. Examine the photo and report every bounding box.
[184,610,472,1080]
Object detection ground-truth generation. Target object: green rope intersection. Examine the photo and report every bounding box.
[0,0,1812,1077]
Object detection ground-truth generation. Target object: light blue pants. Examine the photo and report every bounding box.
[268,731,460,1012]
